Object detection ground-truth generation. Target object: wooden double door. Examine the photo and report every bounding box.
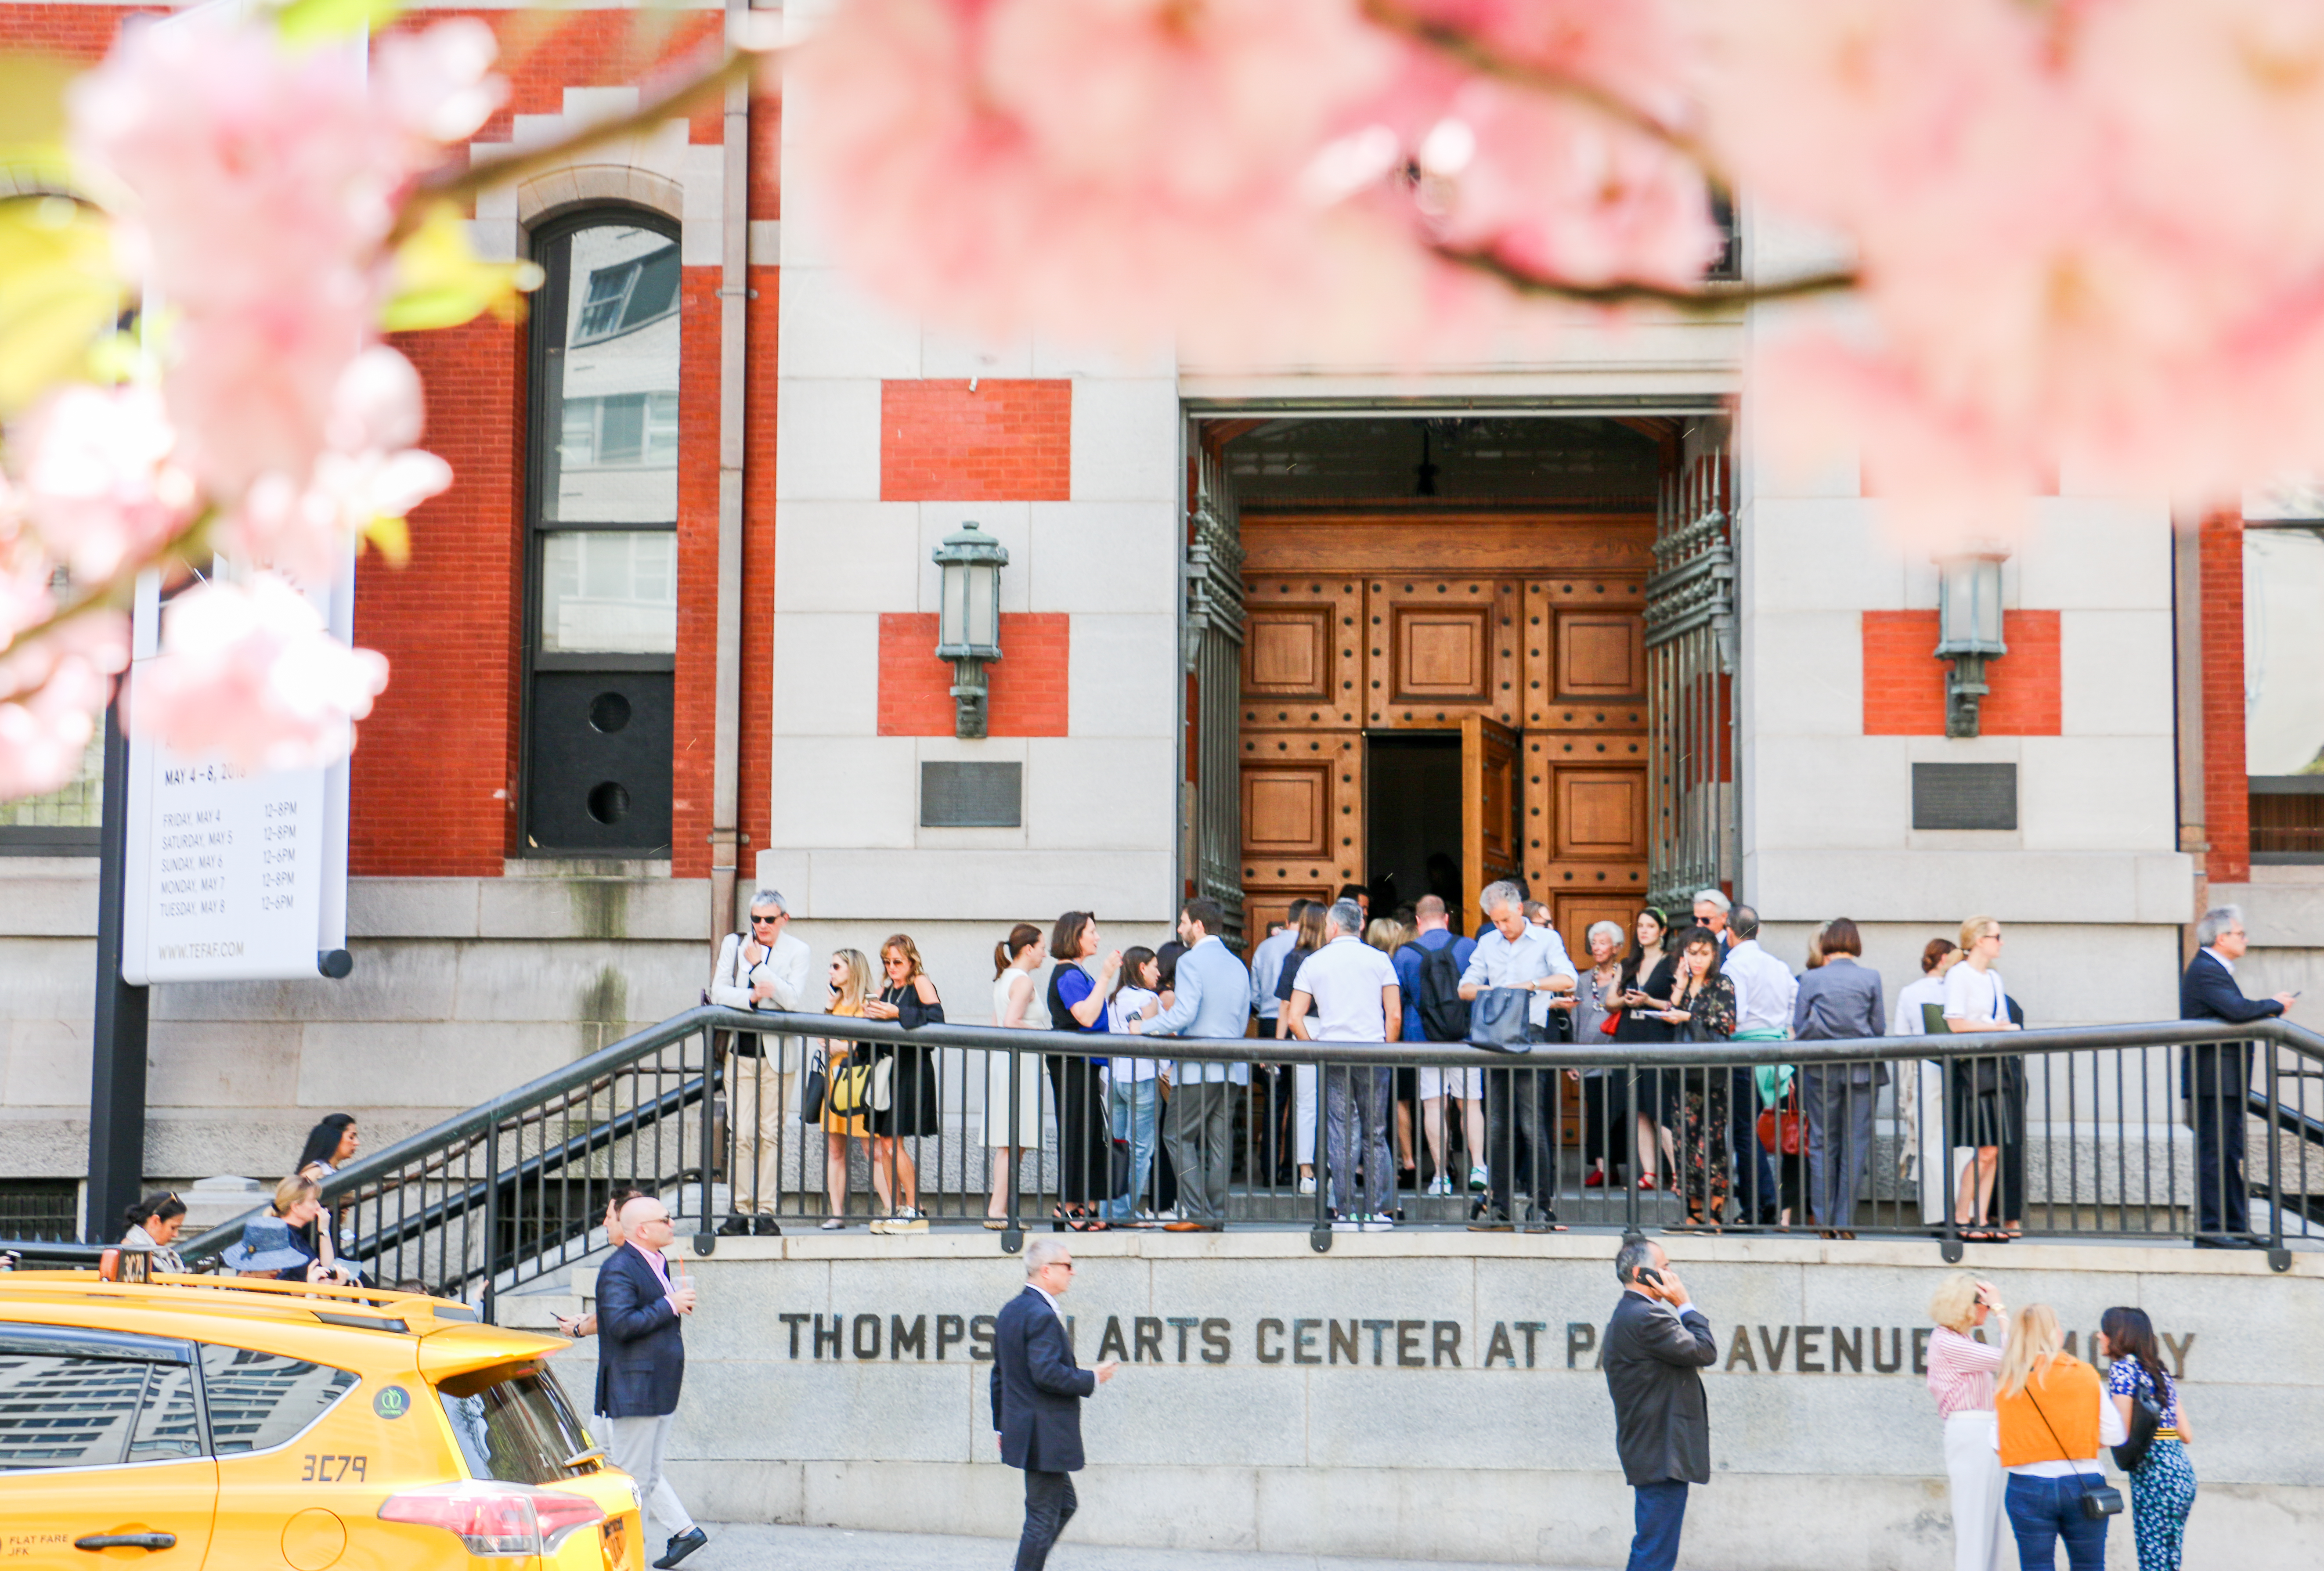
[1235,520,1654,963]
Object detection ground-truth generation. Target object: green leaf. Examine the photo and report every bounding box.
[0,196,125,415]
[274,0,409,48]
[380,203,543,333]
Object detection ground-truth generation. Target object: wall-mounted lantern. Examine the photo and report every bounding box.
[1932,544,2010,738]
[933,520,1007,739]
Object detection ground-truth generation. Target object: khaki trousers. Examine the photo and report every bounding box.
[732,1050,795,1215]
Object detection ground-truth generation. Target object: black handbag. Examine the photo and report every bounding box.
[2025,1381,2126,1520]
[1466,987,1534,1051]
[2110,1363,2168,1473]
[798,1047,828,1124]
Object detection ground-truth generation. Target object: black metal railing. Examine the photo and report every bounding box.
[143,1007,2324,1317]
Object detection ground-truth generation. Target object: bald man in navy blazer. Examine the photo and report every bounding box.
[992,1237,1119,1571]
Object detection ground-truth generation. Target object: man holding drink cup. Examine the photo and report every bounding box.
[597,1196,710,1569]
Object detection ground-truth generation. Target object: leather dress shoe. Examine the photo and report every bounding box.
[715,1214,751,1236]
[751,1214,781,1237]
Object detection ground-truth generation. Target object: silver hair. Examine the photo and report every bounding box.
[1326,899,1365,937]
[1586,919,1625,951]
[1613,1236,1659,1285]
[2195,905,2245,948]
[1693,887,1731,913]
[1479,879,1525,918]
[749,887,787,915]
[1024,1237,1072,1276]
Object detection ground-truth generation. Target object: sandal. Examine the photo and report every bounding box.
[1637,1172,1659,1191]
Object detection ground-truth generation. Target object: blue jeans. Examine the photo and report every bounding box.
[2004,1473,2108,1570]
[1101,1078,1161,1220]
[1626,1480,1687,1571]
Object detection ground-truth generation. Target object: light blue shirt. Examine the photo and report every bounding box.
[1458,923,1578,1030]
[1139,934,1253,1085]
[1248,927,1296,1021]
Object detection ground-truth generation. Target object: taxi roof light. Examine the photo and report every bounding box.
[378,1481,604,1557]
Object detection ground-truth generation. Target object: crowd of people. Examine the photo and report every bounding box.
[702,880,2297,1242]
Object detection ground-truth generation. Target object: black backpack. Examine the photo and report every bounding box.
[1413,941,1471,1043]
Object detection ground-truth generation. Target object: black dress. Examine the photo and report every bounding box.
[1045,965,1114,1207]
[1613,954,1679,1149]
[871,984,943,1139]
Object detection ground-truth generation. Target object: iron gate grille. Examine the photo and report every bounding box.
[1646,424,1736,908]
[1186,434,1247,940]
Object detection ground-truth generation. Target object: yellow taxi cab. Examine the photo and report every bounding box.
[0,1273,640,1570]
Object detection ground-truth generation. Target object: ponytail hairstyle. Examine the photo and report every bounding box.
[995,922,1043,979]
[125,1191,186,1232]
[1996,1303,2064,1398]
[2100,1305,2173,1409]
[1113,947,1157,1001]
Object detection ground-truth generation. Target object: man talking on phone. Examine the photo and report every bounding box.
[993,1238,1119,1570]
[1604,1238,1716,1571]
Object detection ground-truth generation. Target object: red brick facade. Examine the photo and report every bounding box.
[2200,512,2248,883]
[1861,610,2063,737]
[876,614,1071,737]
[880,381,1072,502]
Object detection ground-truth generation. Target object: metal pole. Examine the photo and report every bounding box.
[696,1026,719,1255]
[1002,1048,1023,1254]
[1310,1060,1332,1253]
[2265,1045,2288,1271]
[86,700,148,1244]
[481,1116,500,1325]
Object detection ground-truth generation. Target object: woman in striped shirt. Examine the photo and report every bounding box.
[1927,1272,2012,1571]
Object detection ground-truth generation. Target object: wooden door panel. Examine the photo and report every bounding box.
[1242,576,1363,729]
[1461,714,1523,919]
[1555,894,1638,974]
[1524,736,1653,916]
[1555,767,1648,860]
[1523,579,1647,731]
[1559,613,1644,697]
[1364,577,1519,728]
[1240,730,1362,942]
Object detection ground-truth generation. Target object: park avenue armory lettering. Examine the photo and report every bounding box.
[761,1313,2193,1377]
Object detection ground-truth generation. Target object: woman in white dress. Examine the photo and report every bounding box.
[985,923,1050,1227]
[1894,937,1963,1224]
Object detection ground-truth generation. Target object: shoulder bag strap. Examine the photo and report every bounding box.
[2021,1377,2102,1501]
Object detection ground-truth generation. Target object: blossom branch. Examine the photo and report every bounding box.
[1358,0,1704,158]
[1432,241,1858,312]
[398,43,777,241]
[0,508,218,662]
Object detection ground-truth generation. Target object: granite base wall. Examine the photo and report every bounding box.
[546,1232,2323,1569]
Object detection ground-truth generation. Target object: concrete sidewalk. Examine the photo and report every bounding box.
[683,1524,1610,1570]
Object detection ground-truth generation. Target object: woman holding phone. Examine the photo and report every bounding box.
[1612,907,1677,1189]
[1926,1273,2012,1571]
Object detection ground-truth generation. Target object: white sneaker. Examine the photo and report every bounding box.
[819,1217,848,1231]
[1330,1214,1362,1232]
[1468,1165,1490,1193]
[1426,1175,1454,1197]
[1361,1214,1395,1232]
[1152,1208,1181,1222]
[873,1208,929,1235]
[1297,1175,1317,1196]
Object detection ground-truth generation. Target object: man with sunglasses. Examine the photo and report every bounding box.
[711,886,813,1235]
[993,1238,1120,1570]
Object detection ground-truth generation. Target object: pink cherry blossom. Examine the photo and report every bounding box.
[15,383,197,584]
[0,612,129,800]
[130,574,389,774]
[795,0,1713,364]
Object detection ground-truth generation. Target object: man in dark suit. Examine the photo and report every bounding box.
[991,1238,1119,1571]
[597,1197,707,1569]
[2180,905,2295,1247]
[1604,1237,1716,1571]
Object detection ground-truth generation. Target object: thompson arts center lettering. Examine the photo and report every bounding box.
[765,1313,2195,1377]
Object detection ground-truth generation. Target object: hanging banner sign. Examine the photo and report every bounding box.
[120,566,356,985]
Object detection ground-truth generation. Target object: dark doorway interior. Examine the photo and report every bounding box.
[1365,732,1462,923]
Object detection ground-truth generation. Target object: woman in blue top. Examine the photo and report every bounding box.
[1045,910,1119,1230]
[2098,1307,2196,1571]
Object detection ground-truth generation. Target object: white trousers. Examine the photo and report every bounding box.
[1294,1063,1318,1164]
[1942,1410,2010,1571]
[605,1412,695,1538]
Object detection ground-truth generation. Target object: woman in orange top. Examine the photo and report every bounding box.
[817,949,875,1228]
[1994,1304,2127,1571]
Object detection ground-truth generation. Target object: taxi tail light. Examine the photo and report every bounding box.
[379,1481,605,1557]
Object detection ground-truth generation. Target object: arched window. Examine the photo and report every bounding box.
[523,211,681,855]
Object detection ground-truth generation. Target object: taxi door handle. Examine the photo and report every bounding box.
[74,1534,177,1552]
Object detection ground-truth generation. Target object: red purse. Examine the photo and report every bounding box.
[1756,1085,1803,1156]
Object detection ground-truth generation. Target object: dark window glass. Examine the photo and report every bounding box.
[0,1355,149,1470]
[198,1344,356,1454]
[436,1362,595,1486]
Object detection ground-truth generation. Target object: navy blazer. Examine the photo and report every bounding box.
[594,1242,685,1419]
[989,1286,1096,1472]
[1603,1290,1716,1488]
[2180,949,2281,1099]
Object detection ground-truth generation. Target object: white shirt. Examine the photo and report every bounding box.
[1106,987,1162,1081]
[1943,963,2009,1027]
[1249,927,1296,1020]
[1893,974,1949,1037]
[1291,936,1401,1042]
[1029,1283,1067,1328]
[1457,923,1577,1028]
[1723,939,1796,1036]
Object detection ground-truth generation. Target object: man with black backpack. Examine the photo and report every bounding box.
[1393,896,1483,1198]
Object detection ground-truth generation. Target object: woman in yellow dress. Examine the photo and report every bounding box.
[818,948,874,1228]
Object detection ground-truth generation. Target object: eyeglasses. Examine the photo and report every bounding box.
[751,915,781,925]
[1049,1261,1076,1272]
